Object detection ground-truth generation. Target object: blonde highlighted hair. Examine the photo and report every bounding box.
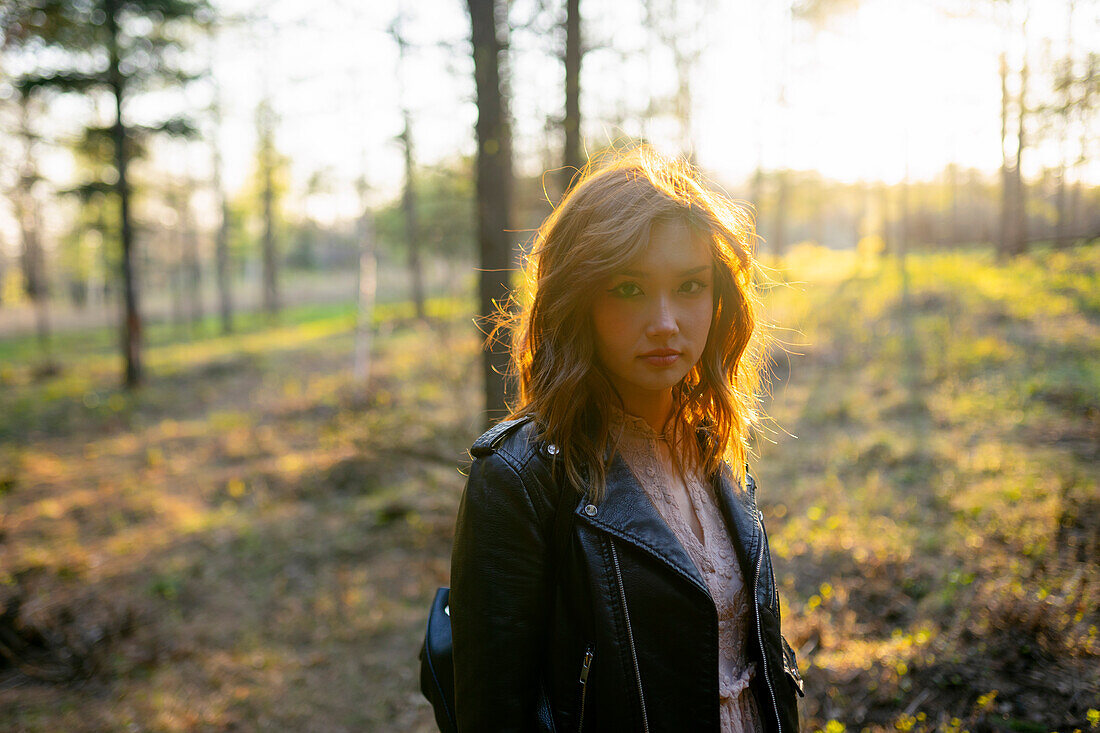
[499,145,768,501]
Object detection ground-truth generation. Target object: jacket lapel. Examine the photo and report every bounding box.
[713,463,762,592]
[577,451,709,595]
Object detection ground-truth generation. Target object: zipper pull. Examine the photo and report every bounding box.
[579,649,594,684]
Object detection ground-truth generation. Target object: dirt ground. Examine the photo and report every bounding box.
[1,246,1097,732]
[1,304,474,731]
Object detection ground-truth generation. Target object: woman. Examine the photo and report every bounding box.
[449,146,803,732]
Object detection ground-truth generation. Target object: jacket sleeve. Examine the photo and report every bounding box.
[449,449,552,731]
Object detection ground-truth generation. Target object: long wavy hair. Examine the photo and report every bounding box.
[498,146,768,501]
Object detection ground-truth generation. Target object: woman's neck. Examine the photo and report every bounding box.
[616,390,675,435]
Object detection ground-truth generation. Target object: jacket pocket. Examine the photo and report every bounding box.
[780,635,805,697]
[577,645,594,732]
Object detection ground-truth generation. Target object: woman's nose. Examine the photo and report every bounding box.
[645,296,679,337]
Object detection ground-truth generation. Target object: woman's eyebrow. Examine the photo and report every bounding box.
[615,265,710,278]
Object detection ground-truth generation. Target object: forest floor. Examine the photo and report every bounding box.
[0,244,1097,732]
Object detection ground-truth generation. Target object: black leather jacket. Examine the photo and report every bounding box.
[450,416,804,732]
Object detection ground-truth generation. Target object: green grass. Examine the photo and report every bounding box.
[1,244,1097,731]
[757,242,1099,730]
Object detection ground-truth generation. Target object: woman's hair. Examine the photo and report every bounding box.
[499,145,768,501]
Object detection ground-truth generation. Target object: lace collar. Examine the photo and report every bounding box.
[608,403,678,443]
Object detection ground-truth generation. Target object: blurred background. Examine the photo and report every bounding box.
[0,0,1097,730]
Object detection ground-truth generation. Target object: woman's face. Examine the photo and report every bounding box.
[591,219,714,418]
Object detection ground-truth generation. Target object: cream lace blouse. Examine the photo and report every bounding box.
[610,407,762,733]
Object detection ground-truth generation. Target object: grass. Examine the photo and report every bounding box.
[757,242,1099,731]
[1,243,1097,731]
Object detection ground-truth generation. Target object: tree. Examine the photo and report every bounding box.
[255,95,280,316]
[208,49,233,333]
[642,0,709,158]
[563,0,583,177]
[390,12,426,320]
[10,89,56,371]
[468,0,514,423]
[3,0,213,387]
[373,157,475,264]
[353,173,377,386]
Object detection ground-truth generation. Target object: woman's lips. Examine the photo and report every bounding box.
[639,350,680,367]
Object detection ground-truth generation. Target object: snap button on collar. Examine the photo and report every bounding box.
[546,443,560,455]
[584,504,597,517]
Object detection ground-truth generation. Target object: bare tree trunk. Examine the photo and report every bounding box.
[1055,164,1068,248]
[879,181,891,258]
[1071,51,1095,244]
[772,170,788,258]
[211,84,234,333]
[353,185,377,385]
[855,181,868,249]
[563,0,583,179]
[400,111,426,320]
[170,220,185,334]
[390,16,426,320]
[949,163,960,247]
[108,4,142,387]
[900,164,910,260]
[1010,27,1029,257]
[750,165,764,246]
[647,0,702,159]
[998,50,1013,259]
[811,176,824,246]
[181,183,203,330]
[468,0,513,424]
[257,97,279,316]
[1054,6,1071,250]
[15,92,52,366]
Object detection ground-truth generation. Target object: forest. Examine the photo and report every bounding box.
[1,0,1098,730]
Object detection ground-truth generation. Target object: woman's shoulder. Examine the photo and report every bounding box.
[464,415,564,523]
[469,414,559,480]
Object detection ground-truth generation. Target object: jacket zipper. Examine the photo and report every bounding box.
[577,646,593,733]
[753,510,782,733]
[609,540,650,733]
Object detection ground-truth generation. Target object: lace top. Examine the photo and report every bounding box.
[610,407,762,733]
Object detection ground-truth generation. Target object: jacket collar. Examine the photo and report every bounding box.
[713,462,762,586]
[576,450,761,596]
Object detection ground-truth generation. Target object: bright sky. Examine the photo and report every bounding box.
[5,0,1098,229]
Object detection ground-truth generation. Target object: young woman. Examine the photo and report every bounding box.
[449,147,803,732]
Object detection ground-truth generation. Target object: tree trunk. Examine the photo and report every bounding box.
[812,176,824,247]
[879,181,891,258]
[258,98,279,316]
[998,50,1013,260]
[772,170,788,258]
[400,110,426,320]
[900,167,910,259]
[1071,50,1094,245]
[108,5,142,387]
[353,193,377,386]
[468,0,513,425]
[750,165,764,246]
[1009,34,1029,257]
[563,0,583,180]
[181,185,203,330]
[211,87,234,333]
[16,94,53,366]
[170,217,185,334]
[949,163,960,247]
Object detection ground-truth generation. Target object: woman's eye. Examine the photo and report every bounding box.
[610,282,642,297]
[679,280,708,294]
